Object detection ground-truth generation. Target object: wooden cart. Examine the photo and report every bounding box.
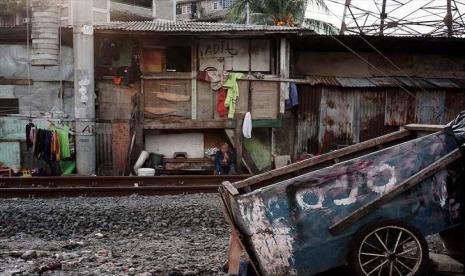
[220,124,465,276]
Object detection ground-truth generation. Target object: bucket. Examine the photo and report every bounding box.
[137,168,155,176]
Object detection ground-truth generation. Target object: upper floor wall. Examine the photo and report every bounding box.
[176,0,234,21]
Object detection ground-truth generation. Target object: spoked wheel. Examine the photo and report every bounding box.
[350,220,429,276]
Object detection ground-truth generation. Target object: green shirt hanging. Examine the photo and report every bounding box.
[223,73,244,119]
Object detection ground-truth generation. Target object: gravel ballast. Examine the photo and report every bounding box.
[0,194,229,276]
[0,194,452,276]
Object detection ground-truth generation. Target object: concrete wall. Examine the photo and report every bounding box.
[60,0,110,25]
[0,44,74,171]
[155,0,175,21]
[0,45,73,81]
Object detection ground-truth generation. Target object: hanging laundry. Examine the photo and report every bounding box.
[243,112,253,139]
[69,133,76,157]
[30,125,36,152]
[216,88,227,118]
[33,129,45,160]
[223,73,244,119]
[198,71,229,91]
[25,123,35,150]
[43,130,52,161]
[51,130,61,161]
[60,160,76,176]
[56,126,71,159]
[285,83,299,110]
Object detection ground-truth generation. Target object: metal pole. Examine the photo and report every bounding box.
[380,0,388,35]
[340,0,351,35]
[173,0,177,21]
[245,0,250,25]
[446,0,453,37]
[72,0,96,175]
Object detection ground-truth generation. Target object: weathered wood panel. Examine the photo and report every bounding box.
[250,81,279,119]
[112,122,130,176]
[97,82,137,121]
[235,80,250,116]
[144,79,191,119]
[197,80,215,120]
[251,39,271,72]
[198,39,249,71]
[141,48,165,73]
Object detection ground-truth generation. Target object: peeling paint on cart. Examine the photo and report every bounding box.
[230,131,465,275]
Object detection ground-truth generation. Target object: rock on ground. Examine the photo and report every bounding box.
[0,194,456,276]
[0,194,229,276]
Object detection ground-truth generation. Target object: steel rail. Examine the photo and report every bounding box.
[0,175,250,198]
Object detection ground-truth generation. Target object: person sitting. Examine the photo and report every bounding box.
[214,142,237,175]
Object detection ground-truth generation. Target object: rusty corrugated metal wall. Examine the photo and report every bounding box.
[95,122,113,175]
[296,85,321,156]
[295,86,465,156]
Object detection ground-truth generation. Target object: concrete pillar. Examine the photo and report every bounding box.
[153,0,176,21]
[72,0,96,175]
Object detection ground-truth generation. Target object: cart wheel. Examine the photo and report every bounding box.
[349,220,429,276]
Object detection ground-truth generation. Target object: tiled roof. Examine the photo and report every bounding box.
[92,20,314,34]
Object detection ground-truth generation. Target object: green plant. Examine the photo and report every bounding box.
[226,0,337,34]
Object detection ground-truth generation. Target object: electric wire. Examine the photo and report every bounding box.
[26,0,32,120]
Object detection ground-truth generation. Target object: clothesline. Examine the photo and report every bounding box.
[26,122,74,162]
[48,120,75,135]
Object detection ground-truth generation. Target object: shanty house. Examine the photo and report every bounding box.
[89,20,312,175]
[286,35,465,159]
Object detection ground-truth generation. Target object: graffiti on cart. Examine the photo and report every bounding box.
[295,162,399,211]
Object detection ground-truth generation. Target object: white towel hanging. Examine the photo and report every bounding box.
[242,112,252,139]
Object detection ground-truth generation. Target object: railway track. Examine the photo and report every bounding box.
[0,175,249,198]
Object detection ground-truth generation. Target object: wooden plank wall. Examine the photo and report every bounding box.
[112,121,130,176]
[143,79,192,120]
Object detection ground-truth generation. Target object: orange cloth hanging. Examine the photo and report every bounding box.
[51,130,61,161]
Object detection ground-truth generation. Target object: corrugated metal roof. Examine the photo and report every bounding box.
[336,77,376,87]
[90,20,313,34]
[305,76,340,86]
[302,76,465,89]
[426,78,461,89]
[451,78,465,88]
[369,77,402,87]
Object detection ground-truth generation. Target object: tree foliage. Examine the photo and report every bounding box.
[226,0,338,34]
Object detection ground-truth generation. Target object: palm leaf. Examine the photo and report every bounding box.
[226,0,329,27]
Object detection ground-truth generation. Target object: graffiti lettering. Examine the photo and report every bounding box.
[366,164,397,194]
[81,124,94,135]
[297,164,398,210]
[199,40,238,57]
[78,78,90,104]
